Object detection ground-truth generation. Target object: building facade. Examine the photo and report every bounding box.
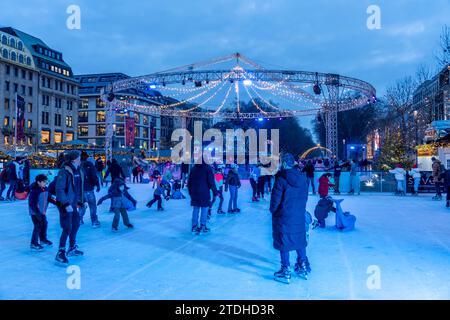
[75,73,163,152]
[413,64,450,123]
[0,27,79,150]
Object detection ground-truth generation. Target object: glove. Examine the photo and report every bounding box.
[77,202,87,209]
[65,204,74,213]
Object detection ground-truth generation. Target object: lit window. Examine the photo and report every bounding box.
[40,130,50,144]
[66,132,74,141]
[54,132,62,144]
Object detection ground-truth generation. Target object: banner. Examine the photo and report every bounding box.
[125,117,135,147]
[15,94,26,145]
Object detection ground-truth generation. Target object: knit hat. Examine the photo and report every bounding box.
[65,150,81,162]
[281,153,295,168]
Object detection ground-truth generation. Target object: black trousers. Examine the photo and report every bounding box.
[147,195,163,209]
[250,178,258,198]
[257,176,265,197]
[31,214,48,245]
[58,206,80,250]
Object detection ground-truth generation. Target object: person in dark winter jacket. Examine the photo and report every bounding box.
[302,160,315,194]
[188,163,217,233]
[146,179,167,211]
[333,161,343,194]
[0,165,7,201]
[270,153,309,284]
[225,164,241,213]
[95,157,105,187]
[318,173,335,198]
[6,157,22,201]
[104,158,125,183]
[28,174,57,251]
[79,157,101,227]
[97,178,136,232]
[444,168,450,208]
[55,150,85,265]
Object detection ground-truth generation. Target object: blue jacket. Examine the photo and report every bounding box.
[97,178,136,210]
[270,168,308,251]
[28,182,56,216]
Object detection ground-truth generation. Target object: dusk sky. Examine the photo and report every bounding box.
[1,0,449,129]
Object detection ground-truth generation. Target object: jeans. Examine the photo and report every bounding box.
[250,178,257,198]
[280,248,307,267]
[413,178,420,193]
[334,175,340,193]
[396,180,404,192]
[58,206,80,249]
[147,195,162,209]
[228,185,238,211]
[350,174,360,194]
[112,208,131,228]
[192,206,208,228]
[306,177,315,194]
[79,191,98,224]
[31,214,48,245]
[0,180,5,198]
[6,180,17,199]
[211,188,224,211]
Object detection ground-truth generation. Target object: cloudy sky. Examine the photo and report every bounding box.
[1,0,449,128]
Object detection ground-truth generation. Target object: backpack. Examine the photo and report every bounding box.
[439,164,447,180]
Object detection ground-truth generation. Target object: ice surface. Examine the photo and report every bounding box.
[0,181,449,299]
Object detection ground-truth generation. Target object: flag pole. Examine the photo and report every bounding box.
[14,92,17,158]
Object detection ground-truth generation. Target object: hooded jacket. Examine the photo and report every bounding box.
[187,163,217,207]
[97,178,136,209]
[389,167,406,181]
[28,182,57,216]
[55,162,84,209]
[318,175,335,197]
[270,168,308,251]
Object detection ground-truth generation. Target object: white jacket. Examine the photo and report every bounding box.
[408,168,421,179]
[389,168,406,181]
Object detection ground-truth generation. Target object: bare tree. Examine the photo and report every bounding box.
[435,25,450,67]
[415,63,431,85]
[384,76,416,149]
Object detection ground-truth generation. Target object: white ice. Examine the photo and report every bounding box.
[0,181,449,300]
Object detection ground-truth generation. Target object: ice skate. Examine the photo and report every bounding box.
[30,243,44,251]
[274,266,291,284]
[294,262,308,280]
[67,245,84,257]
[199,225,210,234]
[41,239,53,246]
[55,249,69,265]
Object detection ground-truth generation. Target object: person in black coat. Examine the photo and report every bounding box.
[187,163,217,233]
[333,160,343,195]
[225,164,241,213]
[95,157,105,187]
[445,168,450,208]
[79,157,101,227]
[301,160,315,194]
[104,158,125,183]
[270,153,309,284]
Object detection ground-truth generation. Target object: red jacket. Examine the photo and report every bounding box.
[318,175,335,197]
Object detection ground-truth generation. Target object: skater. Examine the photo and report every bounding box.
[389,164,407,196]
[181,161,190,188]
[333,160,343,194]
[408,165,421,196]
[348,159,360,195]
[225,164,241,213]
[188,162,217,234]
[28,174,56,251]
[0,165,7,201]
[270,153,309,284]
[171,180,186,199]
[318,173,335,198]
[6,157,22,201]
[209,166,225,218]
[432,157,444,200]
[146,179,166,211]
[444,167,450,208]
[55,151,85,265]
[302,160,315,194]
[97,178,136,232]
[79,157,101,227]
[104,158,126,184]
[95,157,105,187]
[249,164,260,202]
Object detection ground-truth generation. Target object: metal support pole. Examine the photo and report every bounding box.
[105,101,114,161]
[325,80,339,157]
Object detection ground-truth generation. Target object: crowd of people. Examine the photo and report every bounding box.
[1,149,448,284]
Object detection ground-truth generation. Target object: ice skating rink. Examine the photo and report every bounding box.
[0,181,449,300]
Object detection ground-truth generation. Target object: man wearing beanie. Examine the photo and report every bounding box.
[55,150,85,265]
[270,153,309,284]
